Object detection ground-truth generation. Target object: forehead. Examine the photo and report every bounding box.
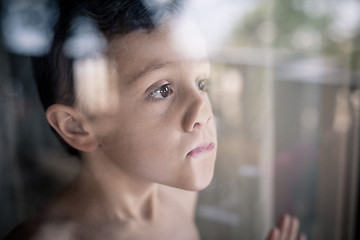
[106,23,208,79]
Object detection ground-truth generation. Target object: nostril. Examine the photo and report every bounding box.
[182,94,213,132]
[193,122,201,129]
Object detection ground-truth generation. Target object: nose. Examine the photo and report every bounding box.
[182,91,213,132]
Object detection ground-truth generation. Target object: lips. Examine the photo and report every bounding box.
[187,143,215,158]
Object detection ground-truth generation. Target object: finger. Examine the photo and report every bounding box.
[266,228,280,240]
[298,233,307,240]
[289,217,299,240]
[279,214,291,240]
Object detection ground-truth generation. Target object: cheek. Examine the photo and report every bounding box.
[99,116,180,166]
[100,127,185,186]
[95,114,217,190]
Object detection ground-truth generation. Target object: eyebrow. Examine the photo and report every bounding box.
[131,58,210,82]
[133,61,172,81]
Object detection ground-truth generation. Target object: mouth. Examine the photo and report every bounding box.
[187,143,215,158]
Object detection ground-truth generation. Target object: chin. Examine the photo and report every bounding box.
[194,173,214,191]
[189,160,217,191]
[179,169,215,192]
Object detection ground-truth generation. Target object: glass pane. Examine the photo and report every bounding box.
[0,1,359,240]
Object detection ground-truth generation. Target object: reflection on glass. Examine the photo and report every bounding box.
[0,0,359,240]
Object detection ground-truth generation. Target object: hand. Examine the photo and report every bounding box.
[266,214,307,240]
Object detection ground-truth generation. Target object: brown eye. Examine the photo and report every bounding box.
[197,79,208,91]
[148,83,174,100]
[160,84,170,97]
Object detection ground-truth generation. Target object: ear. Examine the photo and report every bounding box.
[46,104,99,152]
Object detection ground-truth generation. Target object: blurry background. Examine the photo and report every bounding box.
[0,0,359,239]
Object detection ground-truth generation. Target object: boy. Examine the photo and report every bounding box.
[6,0,305,239]
[6,1,215,239]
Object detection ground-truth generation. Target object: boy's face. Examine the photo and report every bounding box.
[84,24,217,191]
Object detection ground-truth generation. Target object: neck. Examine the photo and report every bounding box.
[70,151,160,222]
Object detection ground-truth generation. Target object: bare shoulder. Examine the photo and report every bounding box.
[4,214,76,240]
[158,185,198,218]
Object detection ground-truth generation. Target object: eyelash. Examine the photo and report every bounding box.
[147,83,174,102]
[147,79,209,102]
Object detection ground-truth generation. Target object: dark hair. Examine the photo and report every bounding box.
[32,0,184,156]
